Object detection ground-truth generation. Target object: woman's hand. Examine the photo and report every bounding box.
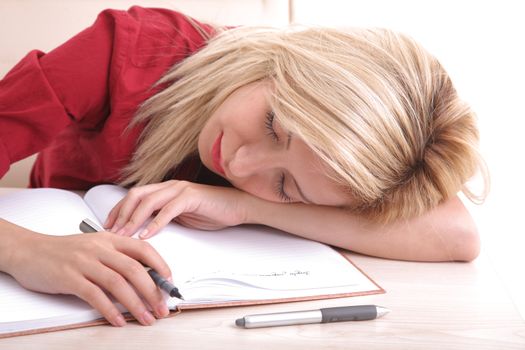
[4,222,172,327]
[104,180,251,239]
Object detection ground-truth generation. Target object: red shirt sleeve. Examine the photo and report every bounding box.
[0,9,119,178]
[0,7,214,187]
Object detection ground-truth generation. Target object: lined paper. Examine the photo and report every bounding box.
[0,189,98,235]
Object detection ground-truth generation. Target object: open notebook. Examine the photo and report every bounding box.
[0,185,383,337]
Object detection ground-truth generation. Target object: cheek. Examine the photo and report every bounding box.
[231,178,277,203]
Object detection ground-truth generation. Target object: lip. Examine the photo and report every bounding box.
[212,132,226,176]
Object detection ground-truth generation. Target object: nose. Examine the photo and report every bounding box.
[228,144,283,178]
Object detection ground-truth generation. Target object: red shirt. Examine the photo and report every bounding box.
[0,6,223,189]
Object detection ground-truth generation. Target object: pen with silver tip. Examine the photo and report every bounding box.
[235,305,389,328]
[79,218,183,299]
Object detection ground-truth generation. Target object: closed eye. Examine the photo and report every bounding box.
[265,111,279,142]
[275,173,292,203]
[265,111,292,202]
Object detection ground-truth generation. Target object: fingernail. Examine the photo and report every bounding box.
[139,229,149,239]
[142,310,156,326]
[116,228,126,236]
[113,314,127,327]
[110,225,118,233]
[156,304,169,318]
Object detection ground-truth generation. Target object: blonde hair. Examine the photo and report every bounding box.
[121,24,488,222]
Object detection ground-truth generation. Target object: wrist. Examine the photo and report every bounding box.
[241,193,269,225]
[0,219,39,274]
[242,195,292,227]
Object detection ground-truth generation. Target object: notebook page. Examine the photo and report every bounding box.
[0,189,103,328]
[0,274,101,332]
[0,188,99,235]
[85,185,380,302]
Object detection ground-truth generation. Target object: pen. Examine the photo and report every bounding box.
[79,218,183,299]
[235,305,389,328]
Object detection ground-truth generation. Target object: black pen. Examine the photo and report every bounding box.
[235,305,389,328]
[79,218,183,299]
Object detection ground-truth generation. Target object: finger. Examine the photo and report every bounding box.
[104,199,124,231]
[107,197,140,235]
[86,262,157,326]
[99,250,169,318]
[114,236,173,284]
[118,185,186,238]
[110,183,171,235]
[72,277,127,327]
[140,196,196,239]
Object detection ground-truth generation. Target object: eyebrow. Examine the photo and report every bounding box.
[286,133,314,205]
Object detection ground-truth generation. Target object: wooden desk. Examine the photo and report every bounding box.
[0,189,524,349]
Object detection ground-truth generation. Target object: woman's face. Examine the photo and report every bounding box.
[198,81,350,206]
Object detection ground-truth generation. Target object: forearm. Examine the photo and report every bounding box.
[101,181,480,262]
[0,219,38,273]
[245,196,480,262]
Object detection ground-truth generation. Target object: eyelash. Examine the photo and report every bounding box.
[265,111,291,203]
[275,173,292,203]
[265,111,279,141]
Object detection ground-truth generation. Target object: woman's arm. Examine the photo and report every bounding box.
[106,181,480,262]
[0,219,172,326]
[245,195,480,262]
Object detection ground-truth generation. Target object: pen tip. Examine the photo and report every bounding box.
[170,290,184,300]
[376,306,390,318]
